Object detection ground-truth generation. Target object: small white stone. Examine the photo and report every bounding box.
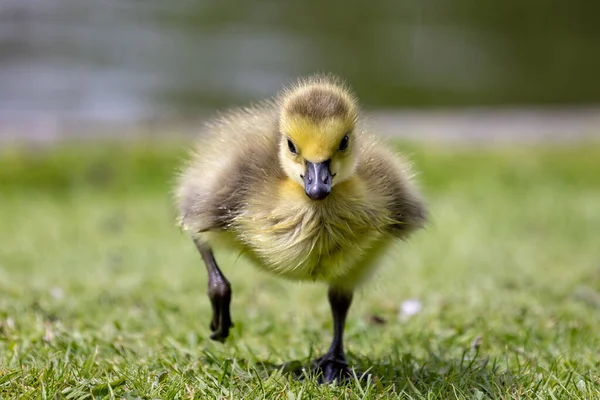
[399,299,423,320]
[50,287,64,299]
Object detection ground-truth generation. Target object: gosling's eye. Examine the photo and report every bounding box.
[338,134,349,151]
[287,138,298,155]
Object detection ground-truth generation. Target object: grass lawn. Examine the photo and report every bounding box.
[1,140,599,399]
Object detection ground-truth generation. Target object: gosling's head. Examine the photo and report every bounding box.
[278,76,359,201]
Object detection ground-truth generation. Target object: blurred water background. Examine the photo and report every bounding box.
[1,0,599,143]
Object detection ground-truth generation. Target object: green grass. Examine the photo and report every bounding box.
[1,140,599,399]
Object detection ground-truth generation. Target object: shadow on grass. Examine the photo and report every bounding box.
[251,350,513,396]
[354,351,512,396]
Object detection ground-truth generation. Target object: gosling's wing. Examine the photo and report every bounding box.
[357,137,427,238]
[175,102,281,234]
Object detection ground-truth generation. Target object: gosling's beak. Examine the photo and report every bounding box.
[304,160,332,201]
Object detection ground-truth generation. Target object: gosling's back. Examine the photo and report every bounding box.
[176,102,283,235]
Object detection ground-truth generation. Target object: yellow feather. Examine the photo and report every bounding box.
[282,116,353,162]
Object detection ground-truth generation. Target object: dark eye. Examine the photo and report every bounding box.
[287,138,297,154]
[338,134,349,151]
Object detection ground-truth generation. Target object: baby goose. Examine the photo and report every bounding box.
[175,75,427,383]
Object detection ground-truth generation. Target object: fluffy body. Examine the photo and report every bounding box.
[176,76,426,290]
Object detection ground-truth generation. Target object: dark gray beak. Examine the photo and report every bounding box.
[304,160,332,200]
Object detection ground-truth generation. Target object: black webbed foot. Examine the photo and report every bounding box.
[312,354,353,384]
[207,281,233,342]
[195,242,234,343]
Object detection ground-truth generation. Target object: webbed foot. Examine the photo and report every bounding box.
[208,281,233,342]
[196,243,234,343]
[312,354,353,384]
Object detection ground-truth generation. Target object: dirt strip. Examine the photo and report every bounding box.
[1,107,599,146]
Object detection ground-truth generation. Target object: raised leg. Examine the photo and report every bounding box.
[313,287,354,383]
[193,239,233,342]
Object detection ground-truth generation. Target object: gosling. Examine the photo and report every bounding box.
[175,74,427,383]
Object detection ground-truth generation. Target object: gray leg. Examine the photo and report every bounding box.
[313,287,353,383]
[194,239,233,342]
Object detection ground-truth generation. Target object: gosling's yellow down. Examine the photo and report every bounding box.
[175,74,427,383]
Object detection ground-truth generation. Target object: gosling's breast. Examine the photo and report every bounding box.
[232,178,389,282]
